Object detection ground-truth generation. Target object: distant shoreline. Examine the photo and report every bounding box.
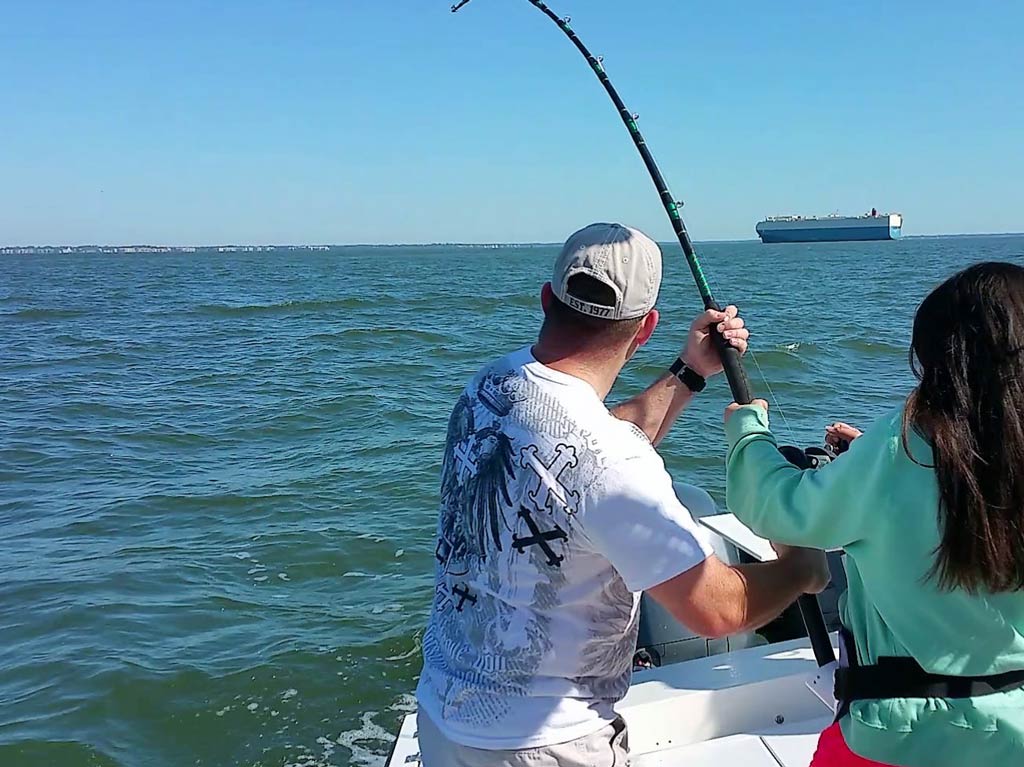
[2,232,1021,255]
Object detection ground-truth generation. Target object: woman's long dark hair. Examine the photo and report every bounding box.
[904,261,1024,593]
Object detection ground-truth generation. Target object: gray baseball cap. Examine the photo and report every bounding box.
[552,223,663,320]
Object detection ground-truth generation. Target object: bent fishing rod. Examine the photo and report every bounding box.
[452,0,835,667]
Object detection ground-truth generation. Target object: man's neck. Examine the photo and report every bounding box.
[530,339,626,401]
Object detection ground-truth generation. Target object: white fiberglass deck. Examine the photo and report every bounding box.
[630,716,829,767]
[385,634,838,767]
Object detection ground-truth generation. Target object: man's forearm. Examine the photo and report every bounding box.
[646,553,816,640]
[610,373,694,446]
[728,560,812,634]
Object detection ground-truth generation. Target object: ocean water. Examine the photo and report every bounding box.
[1,235,1022,767]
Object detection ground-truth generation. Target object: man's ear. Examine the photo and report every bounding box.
[540,282,555,314]
[635,309,659,346]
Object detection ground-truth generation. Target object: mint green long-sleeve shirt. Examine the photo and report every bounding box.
[725,405,1024,767]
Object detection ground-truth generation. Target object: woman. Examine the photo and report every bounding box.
[723,262,1024,767]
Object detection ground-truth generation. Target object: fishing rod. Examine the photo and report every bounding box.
[452,0,835,668]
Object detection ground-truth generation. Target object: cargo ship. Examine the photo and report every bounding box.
[756,209,902,243]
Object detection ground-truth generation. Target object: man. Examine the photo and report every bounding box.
[416,223,829,766]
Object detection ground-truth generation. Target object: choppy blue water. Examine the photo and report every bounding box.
[1,235,1022,766]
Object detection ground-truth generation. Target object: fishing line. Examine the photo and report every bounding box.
[699,264,801,447]
[747,351,799,444]
[452,0,835,667]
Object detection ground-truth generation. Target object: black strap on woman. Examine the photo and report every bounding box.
[834,626,1024,720]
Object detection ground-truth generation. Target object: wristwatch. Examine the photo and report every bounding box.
[669,357,707,393]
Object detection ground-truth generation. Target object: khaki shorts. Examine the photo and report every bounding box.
[416,710,630,767]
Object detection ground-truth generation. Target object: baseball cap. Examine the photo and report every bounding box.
[552,223,663,320]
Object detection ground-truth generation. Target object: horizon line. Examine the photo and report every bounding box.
[2,231,1023,251]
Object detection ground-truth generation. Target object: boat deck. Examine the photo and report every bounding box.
[632,716,828,766]
[386,635,838,767]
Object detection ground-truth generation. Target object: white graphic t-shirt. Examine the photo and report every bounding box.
[416,347,713,750]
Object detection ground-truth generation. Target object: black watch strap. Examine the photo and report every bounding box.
[669,357,707,393]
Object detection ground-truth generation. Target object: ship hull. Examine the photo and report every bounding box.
[756,214,902,243]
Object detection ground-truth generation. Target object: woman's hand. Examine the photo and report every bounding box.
[825,422,862,451]
[724,399,769,425]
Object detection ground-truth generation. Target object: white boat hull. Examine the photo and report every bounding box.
[386,634,837,767]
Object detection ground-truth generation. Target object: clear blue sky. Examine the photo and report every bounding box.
[1,0,1021,245]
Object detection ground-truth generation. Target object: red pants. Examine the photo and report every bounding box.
[810,723,893,766]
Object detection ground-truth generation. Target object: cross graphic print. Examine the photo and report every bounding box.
[435,538,450,564]
[512,507,569,567]
[453,440,477,480]
[519,443,581,515]
[434,583,454,612]
[452,584,478,612]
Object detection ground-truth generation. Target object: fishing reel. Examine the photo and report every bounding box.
[777,440,849,470]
